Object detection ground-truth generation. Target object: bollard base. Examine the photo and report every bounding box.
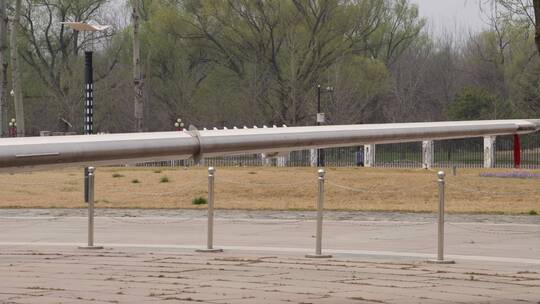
[78,246,104,250]
[305,254,333,259]
[196,248,223,253]
[426,259,455,264]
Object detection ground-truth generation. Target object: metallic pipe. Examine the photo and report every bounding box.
[78,167,103,250]
[196,167,223,253]
[306,169,332,259]
[0,132,199,172]
[429,171,454,264]
[437,171,445,261]
[1,120,539,172]
[207,167,215,249]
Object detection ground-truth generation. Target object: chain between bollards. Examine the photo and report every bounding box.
[428,171,454,264]
[79,167,103,250]
[306,169,332,259]
[196,167,223,253]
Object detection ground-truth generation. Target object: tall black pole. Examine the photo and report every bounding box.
[84,51,93,203]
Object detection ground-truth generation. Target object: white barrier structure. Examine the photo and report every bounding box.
[310,149,317,167]
[484,136,496,168]
[422,140,434,169]
[277,155,288,167]
[364,144,376,167]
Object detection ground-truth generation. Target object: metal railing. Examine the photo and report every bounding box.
[77,167,469,262]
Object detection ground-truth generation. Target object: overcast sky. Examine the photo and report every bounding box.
[410,0,488,37]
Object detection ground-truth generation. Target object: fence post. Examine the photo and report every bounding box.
[79,167,103,250]
[197,167,223,253]
[277,154,288,167]
[310,149,317,167]
[306,169,332,258]
[364,144,376,167]
[422,141,434,169]
[429,171,454,264]
[483,136,496,168]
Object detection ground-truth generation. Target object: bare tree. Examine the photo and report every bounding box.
[0,0,8,136]
[493,0,540,55]
[132,0,144,132]
[11,0,24,136]
[534,0,540,54]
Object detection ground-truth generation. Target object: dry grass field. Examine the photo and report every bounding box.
[0,167,539,214]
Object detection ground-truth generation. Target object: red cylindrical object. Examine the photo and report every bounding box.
[513,134,521,168]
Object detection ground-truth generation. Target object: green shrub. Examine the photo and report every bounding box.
[112,173,124,178]
[529,210,538,216]
[131,179,140,184]
[160,176,170,183]
[192,197,207,205]
[153,170,162,174]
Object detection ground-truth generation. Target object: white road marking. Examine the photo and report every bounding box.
[0,216,538,227]
[0,241,539,265]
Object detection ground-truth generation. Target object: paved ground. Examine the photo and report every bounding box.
[0,209,539,303]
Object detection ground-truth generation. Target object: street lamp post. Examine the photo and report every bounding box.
[174,118,185,131]
[316,85,334,167]
[8,118,16,137]
[61,22,110,203]
[174,118,186,166]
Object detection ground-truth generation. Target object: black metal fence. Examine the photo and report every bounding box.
[434,138,484,168]
[375,142,422,168]
[136,133,540,169]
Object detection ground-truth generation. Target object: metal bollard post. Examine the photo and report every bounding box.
[79,167,103,250]
[196,167,223,253]
[306,169,332,258]
[428,171,454,264]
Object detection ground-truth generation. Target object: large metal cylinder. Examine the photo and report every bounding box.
[1,119,539,172]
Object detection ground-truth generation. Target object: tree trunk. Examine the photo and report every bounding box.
[534,0,540,56]
[10,0,24,136]
[132,0,144,132]
[0,0,8,137]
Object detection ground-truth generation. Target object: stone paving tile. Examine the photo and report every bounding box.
[1,248,540,304]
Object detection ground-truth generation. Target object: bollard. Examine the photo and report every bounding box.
[196,167,223,253]
[79,167,103,250]
[306,169,332,258]
[428,171,454,264]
